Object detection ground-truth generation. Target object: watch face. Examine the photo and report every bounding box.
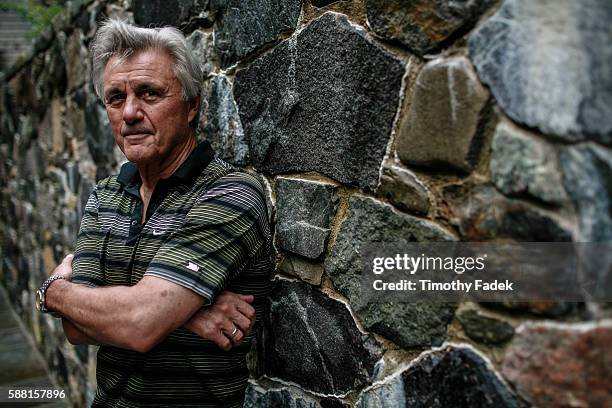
[36,288,44,312]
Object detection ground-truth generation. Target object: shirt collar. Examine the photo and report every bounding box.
[117,141,215,188]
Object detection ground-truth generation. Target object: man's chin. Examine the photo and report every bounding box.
[123,146,156,164]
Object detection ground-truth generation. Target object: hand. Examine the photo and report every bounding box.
[51,254,74,281]
[183,291,255,351]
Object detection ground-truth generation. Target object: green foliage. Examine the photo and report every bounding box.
[0,0,67,39]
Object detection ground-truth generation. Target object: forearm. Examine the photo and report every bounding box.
[45,277,204,352]
[48,280,141,349]
[62,318,101,346]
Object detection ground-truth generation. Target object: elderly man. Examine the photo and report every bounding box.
[34,18,272,407]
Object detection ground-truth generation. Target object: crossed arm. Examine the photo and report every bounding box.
[46,255,255,352]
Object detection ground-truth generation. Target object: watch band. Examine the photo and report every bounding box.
[36,275,65,316]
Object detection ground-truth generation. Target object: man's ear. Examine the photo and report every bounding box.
[187,96,200,124]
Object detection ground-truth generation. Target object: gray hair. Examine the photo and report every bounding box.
[90,18,202,102]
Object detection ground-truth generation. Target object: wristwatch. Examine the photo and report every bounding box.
[36,275,64,317]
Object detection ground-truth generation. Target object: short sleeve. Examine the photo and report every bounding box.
[72,185,106,287]
[144,172,269,304]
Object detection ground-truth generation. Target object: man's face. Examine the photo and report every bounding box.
[102,49,199,165]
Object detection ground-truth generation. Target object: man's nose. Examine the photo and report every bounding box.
[122,94,144,124]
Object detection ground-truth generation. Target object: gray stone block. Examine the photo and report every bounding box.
[560,144,612,241]
[490,120,567,205]
[280,255,324,285]
[186,29,217,78]
[212,0,301,68]
[200,75,248,166]
[326,195,456,302]
[357,302,456,348]
[397,56,489,172]
[378,165,430,215]
[469,0,612,143]
[324,195,456,347]
[366,0,493,55]
[133,0,208,27]
[234,12,405,190]
[442,183,573,242]
[357,346,523,408]
[264,280,383,395]
[457,309,514,345]
[275,177,338,259]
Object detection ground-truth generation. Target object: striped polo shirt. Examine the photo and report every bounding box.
[71,141,273,408]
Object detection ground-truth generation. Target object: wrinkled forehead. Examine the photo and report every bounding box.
[103,48,177,82]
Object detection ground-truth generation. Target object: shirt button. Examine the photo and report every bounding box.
[131,220,138,226]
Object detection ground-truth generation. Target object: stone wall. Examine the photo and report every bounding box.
[1,0,611,407]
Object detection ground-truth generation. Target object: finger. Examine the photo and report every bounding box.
[223,323,243,344]
[237,294,254,303]
[229,328,243,344]
[235,300,255,320]
[231,313,251,334]
[236,302,256,321]
[62,254,74,264]
[211,331,232,351]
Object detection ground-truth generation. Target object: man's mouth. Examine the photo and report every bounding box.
[122,129,153,139]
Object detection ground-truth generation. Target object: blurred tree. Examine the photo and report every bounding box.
[0,0,67,38]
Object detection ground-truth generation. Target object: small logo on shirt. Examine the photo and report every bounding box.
[187,262,200,272]
[152,230,164,236]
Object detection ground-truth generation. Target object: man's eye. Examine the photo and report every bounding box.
[106,94,125,105]
[143,90,159,98]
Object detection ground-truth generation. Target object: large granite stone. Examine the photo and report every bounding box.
[469,0,612,143]
[234,12,405,190]
[366,0,493,56]
[265,280,383,395]
[212,0,301,68]
[244,381,349,408]
[357,302,456,348]
[560,144,612,241]
[133,0,208,27]
[397,56,489,172]
[256,174,275,224]
[325,196,456,347]
[441,183,573,241]
[326,195,456,301]
[186,29,217,78]
[490,120,567,205]
[457,309,514,345]
[357,346,523,408]
[275,177,338,259]
[200,75,248,166]
[377,165,430,215]
[280,255,324,285]
[502,323,612,408]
